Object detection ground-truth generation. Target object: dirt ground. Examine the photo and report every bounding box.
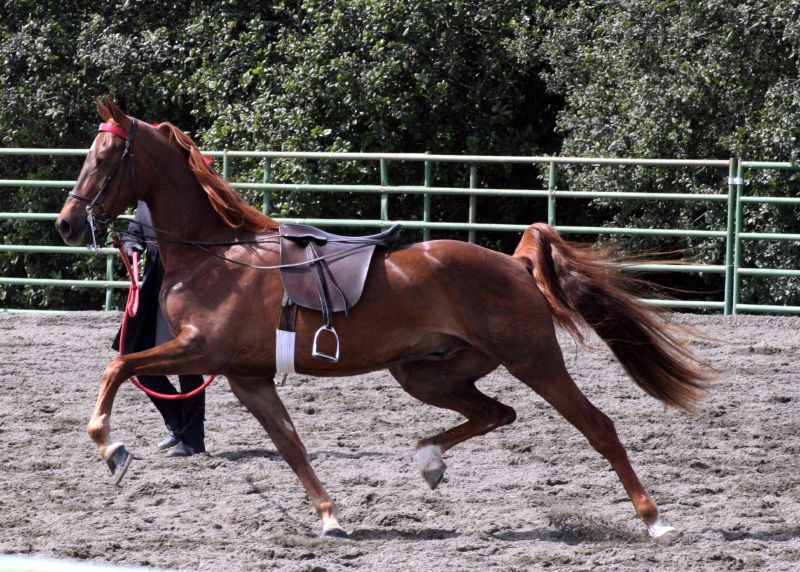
[0,311,799,571]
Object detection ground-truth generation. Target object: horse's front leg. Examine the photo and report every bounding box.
[88,326,210,484]
[227,375,346,539]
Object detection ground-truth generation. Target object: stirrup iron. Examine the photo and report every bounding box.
[312,325,340,362]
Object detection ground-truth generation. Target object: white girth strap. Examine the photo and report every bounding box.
[275,329,296,374]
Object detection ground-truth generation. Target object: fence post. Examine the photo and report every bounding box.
[104,253,113,310]
[262,158,271,214]
[723,157,738,315]
[423,155,432,242]
[731,159,745,315]
[468,165,477,243]
[547,161,557,226]
[222,149,229,181]
[380,159,389,225]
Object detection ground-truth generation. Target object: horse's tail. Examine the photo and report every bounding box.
[513,223,710,411]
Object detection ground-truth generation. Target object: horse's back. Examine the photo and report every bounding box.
[361,238,550,325]
[380,238,535,288]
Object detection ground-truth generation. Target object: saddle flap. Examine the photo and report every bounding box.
[280,240,377,312]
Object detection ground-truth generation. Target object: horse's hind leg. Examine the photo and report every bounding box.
[389,350,514,490]
[227,375,346,539]
[505,344,676,541]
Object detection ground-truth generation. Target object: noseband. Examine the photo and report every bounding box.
[69,118,139,250]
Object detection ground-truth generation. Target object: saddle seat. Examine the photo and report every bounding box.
[279,223,402,248]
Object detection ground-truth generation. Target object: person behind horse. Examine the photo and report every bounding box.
[112,201,206,457]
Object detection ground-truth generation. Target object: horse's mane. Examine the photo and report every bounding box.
[157,122,278,233]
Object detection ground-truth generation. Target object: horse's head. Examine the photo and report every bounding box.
[55,97,142,247]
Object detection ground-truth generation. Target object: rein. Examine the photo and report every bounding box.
[113,222,375,272]
[114,240,216,401]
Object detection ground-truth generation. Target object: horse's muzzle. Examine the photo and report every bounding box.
[55,214,92,246]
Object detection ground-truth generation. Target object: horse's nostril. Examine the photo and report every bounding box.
[56,217,71,239]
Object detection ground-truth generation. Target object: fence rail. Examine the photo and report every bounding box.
[1,149,798,314]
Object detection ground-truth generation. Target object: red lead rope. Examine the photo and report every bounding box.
[114,241,215,400]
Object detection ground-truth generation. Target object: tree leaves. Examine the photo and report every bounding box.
[540,0,800,306]
[1,0,797,309]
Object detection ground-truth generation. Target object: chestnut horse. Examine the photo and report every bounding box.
[56,98,708,540]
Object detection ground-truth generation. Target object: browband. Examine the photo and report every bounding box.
[98,122,130,140]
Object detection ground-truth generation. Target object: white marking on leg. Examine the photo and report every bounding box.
[321,510,342,533]
[415,445,443,471]
[282,419,295,433]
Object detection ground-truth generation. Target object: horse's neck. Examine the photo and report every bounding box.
[146,180,238,269]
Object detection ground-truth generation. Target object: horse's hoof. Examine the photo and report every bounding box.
[106,446,133,486]
[320,527,348,539]
[652,526,679,544]
[415,445,447,490]
[421,458,446,490]
[648,519,679,544]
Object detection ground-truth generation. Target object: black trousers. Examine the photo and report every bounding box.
[138,374,205,451]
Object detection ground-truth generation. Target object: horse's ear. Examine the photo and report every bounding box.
[96,96,111,121]
[154,123,173,138]
[95,95,131,131]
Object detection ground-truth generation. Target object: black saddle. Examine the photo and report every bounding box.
[278,223,402,361]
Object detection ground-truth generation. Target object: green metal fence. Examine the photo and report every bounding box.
[1,149,798,314]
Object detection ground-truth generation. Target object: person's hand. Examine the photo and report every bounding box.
[125,244,144,259]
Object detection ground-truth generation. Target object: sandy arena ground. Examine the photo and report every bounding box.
[0,311,799,571]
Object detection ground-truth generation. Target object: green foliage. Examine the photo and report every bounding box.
[0,0,556,309]
[540,0,800,306]
[1,0,798,310]
[199,0,558,244]
[0,1,289,309]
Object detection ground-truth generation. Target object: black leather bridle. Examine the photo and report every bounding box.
[69,118,139,250]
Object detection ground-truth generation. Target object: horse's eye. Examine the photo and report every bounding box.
[95,145,117,162]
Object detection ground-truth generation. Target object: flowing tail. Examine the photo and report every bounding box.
[513,223,710,411]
